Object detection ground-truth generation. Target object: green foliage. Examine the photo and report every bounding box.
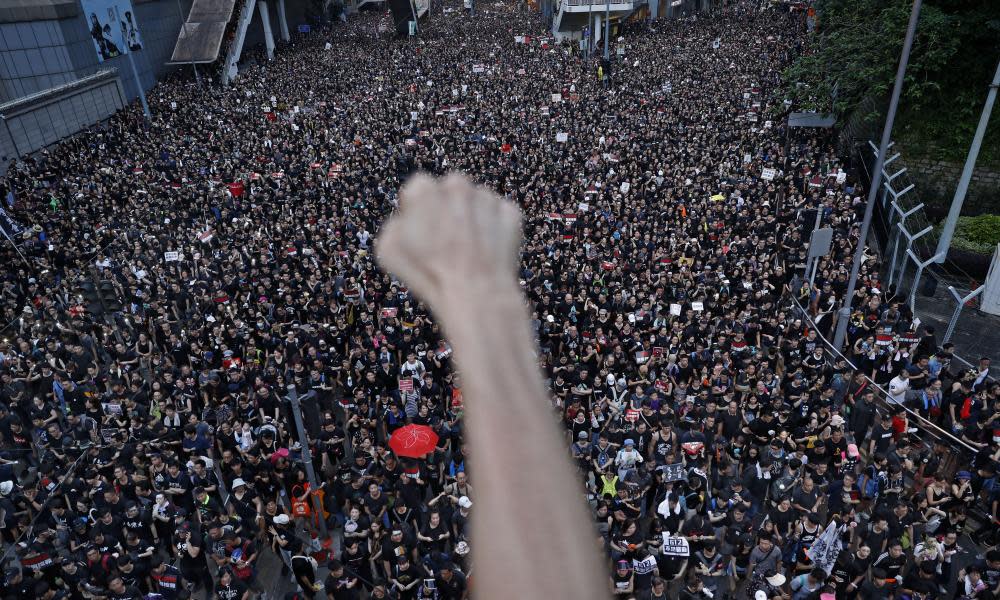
[936,214,1000,254]
[780,0,1000,165]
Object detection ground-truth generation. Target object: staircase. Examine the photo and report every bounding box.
[169,0,237,66]
[222,0,257,84]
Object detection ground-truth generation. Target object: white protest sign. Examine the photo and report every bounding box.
[660,536,690,557]
[170,101,177,110]
[692,302,704,312]
[743,153,752,164]
[551,93,562,102]
[620,182,631,194]
[164,251,180,262]
[669,304,682,316]
[761,168,776,181]
[836,171,847,184]
[555,132,568,143]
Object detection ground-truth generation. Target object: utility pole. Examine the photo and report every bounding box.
[933,59,1000,263]
[832,0,923,351]
[286,384,329,538]
[603,0,610,60]
[587,4,594,60]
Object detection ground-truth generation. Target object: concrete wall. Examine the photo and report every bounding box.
[903,155,1000,220]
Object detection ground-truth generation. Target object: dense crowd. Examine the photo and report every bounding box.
[0,0,999,599]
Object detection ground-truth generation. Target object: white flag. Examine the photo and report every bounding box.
[806,521,844,575]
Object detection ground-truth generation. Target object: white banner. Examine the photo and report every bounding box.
[806,521,844,575]
[760,168,776,181]
[660,536,690,557]
[81,0,143,62]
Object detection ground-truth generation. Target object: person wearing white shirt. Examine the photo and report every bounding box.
[615,438,643,480]
[887,369,910,404]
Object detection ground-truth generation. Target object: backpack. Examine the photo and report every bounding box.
[857,469,879,499]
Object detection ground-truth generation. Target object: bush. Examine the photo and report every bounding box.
[941,215,1000,255]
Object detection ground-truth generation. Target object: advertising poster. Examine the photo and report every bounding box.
[82,0,143,62]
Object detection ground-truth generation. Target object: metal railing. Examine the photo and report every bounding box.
[857,141,999,378]
[785,292,980,470]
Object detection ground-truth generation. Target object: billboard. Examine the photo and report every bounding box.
[82,0,144,62]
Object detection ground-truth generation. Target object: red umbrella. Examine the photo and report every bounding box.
[389,424,439,458]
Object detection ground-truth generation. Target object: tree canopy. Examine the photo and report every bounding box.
[781,0,1000,164]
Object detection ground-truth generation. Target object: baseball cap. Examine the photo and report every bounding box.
[273,514,290,525]
[458,496,472,509]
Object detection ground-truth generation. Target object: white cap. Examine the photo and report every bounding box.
[273,514,290,525]
[0,481,12,496]
[231,478,246,489]
[458,496,473,509]
[755,592,767,600]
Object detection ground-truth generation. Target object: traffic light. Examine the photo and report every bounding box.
[80,279,103,315]
[79,276,122,315]
[100,279,122,312]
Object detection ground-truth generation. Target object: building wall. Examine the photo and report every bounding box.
[0,0,195,105]
[0,69,126,163]
[0,0,310,164]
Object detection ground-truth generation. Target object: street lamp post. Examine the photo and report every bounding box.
[603,0,610,60]
[832,0,923,351]
[286,385,329,539]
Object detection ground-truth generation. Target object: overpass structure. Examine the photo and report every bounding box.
[170,0,294,85]
[553,0,634,40]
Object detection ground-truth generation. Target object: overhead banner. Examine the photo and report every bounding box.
[81,0,144,62]
[0,206,26,242]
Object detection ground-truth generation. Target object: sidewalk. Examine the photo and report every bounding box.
[913,283,1000,377]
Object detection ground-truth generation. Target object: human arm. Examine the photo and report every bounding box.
[376,174,606,600]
